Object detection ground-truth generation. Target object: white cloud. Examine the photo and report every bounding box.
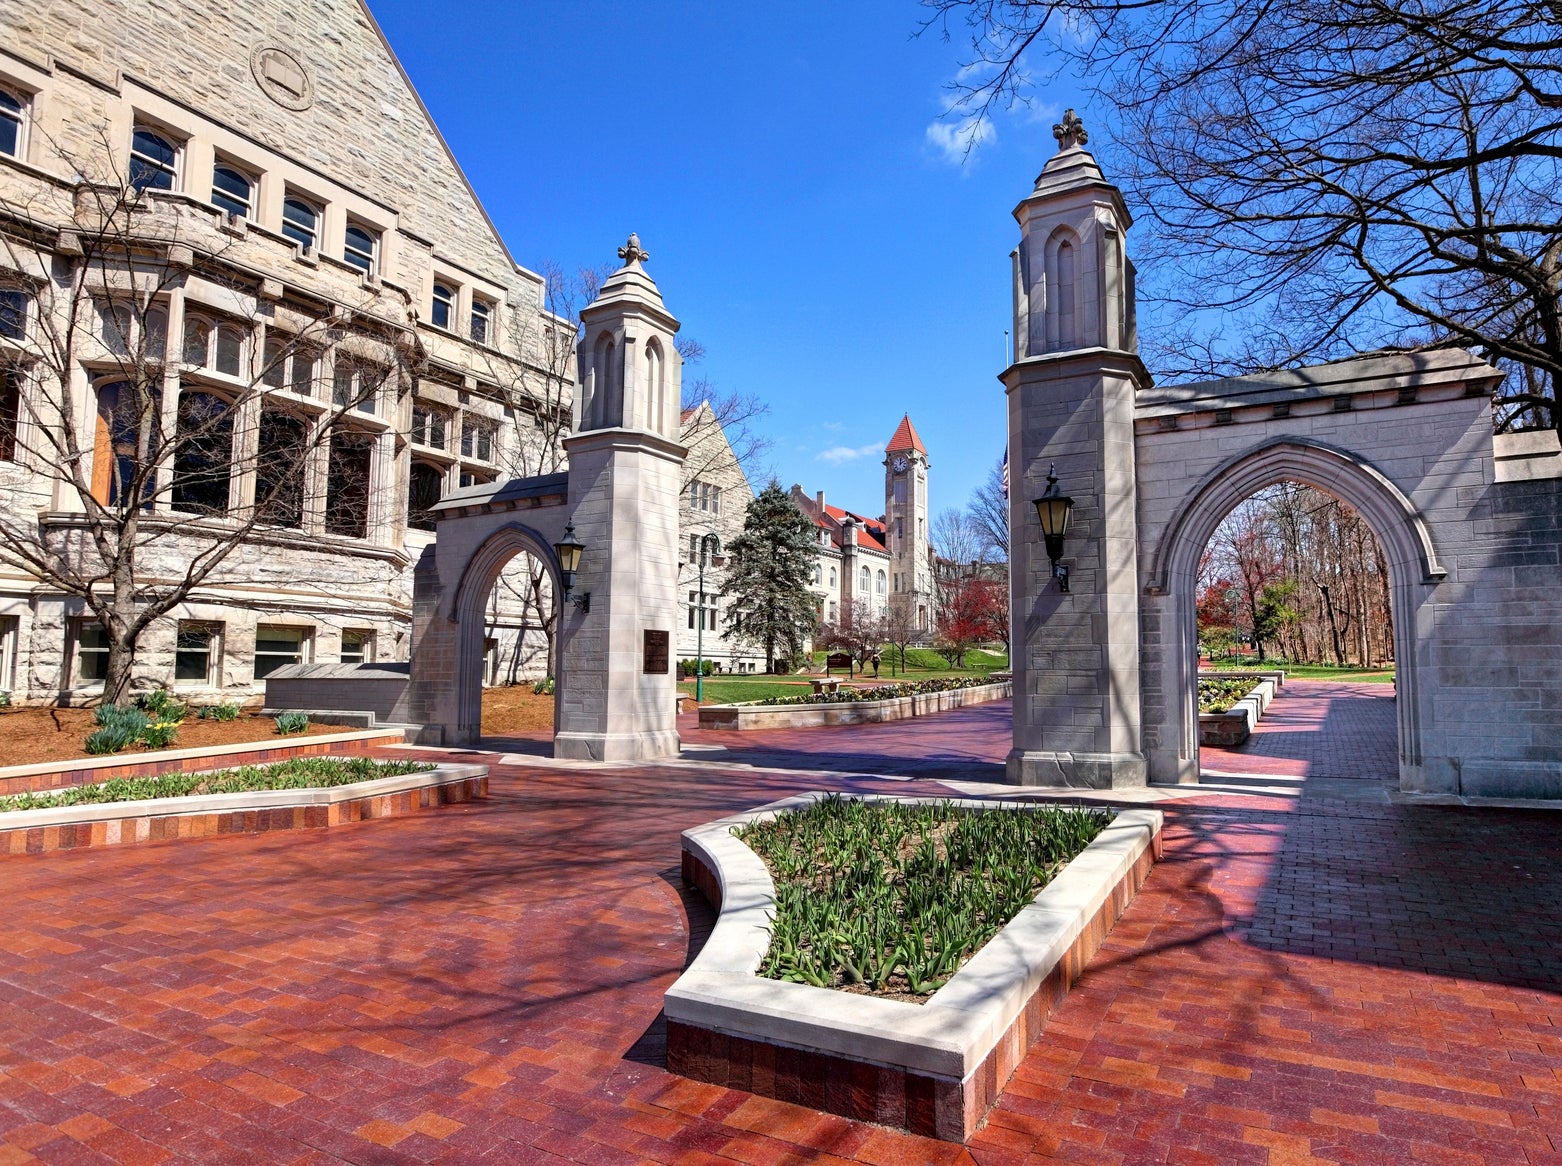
[925,114,995,165]
[816,442,885,465]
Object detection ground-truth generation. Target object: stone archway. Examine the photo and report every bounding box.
[1140,436,1441,788]
[448,522,565,747]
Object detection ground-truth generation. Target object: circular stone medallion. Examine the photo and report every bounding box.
[250,45,314,111]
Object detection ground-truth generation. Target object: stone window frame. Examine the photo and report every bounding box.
[460,416,495,462]
[0,285,30,343]
[173,621,222,687]
[469,296,493,346]
[181,311,248,379]
[96,298,169,362]
[406,457,445,532]
[129,123,182,193]
[71,619,110,688]
[410,403,450,451]
[260,330,321,399]
[340,629,373,665]
[876,569,887,596]
[169,386,238,518]
[0,84,29,161]
[0,613,16,693]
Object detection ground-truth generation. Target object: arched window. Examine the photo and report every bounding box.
[94,381,160,507]
[407,460,444,531]
[281,196,318,250]
[645,338,665,434]
[469,298,491,345]
[129,127,178,191]
[590,332,616,429]
[211,164,253,218]
[813,565,821,586]
[860,566,870,591]
[876,570,886,596]
[183,315,245,376]
[171,390,234,515]
[431,283,454,329]
[343,223,377,274]
[0,88,26,159]
[829,567,837,588]
[1056,239,1077,349]
[324,429,373,538]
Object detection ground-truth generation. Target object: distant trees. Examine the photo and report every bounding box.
[817,598,887,673]
[1200,483,1392,665]
[924,0,1562,430]
[934,575,1006,667]
[720,483,819,672]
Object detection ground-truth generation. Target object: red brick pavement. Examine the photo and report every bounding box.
[1,690,1559,1165]
[1200,681,1399,782]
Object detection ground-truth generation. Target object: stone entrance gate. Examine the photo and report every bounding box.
[1005,125,1562,797]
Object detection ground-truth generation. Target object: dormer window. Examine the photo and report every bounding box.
[0,88,26,159]
[129,127,179,192]
[343,222,377,275]
[281,196,318,250]
[470,298,491,345]
[431,283,453,330]
[211,163,254,218]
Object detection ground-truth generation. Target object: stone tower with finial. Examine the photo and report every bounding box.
[883,414,934,634]
[553,233,688,761]
[1003,109,1150,788]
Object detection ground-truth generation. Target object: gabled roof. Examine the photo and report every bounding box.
[885,414,927,455]
[820,504,889,553]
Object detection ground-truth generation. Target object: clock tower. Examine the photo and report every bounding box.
[884,415,933,634]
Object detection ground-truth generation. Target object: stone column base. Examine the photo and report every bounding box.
[554,729,681,763]
[1005,750,1148,789]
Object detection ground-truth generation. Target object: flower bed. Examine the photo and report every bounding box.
[754,675,999,706]
[738,794,1110,998]
[1198,677,1255,713]
[0,756,434,813]
[1197,670,1284,746]
[666,793,1162,1141]
[698,679,1010,731]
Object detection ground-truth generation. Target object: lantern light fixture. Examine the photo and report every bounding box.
[553,524,590,613]
[1031,463,1074,592]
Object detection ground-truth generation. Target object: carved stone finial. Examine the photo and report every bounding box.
[1052,109,1088,152]
[617,232,649,266]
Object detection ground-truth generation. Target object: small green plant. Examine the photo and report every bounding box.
[84,701,186,754]
[138,721,181,749]
[84,725,136,755]
[274,711,310,735]
[0,690,11,708]
[136,688,187,722]
[197,702,241,722]
[1198,677,1257,713]
[531,676,555,696]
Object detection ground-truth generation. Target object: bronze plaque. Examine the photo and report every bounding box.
[643,629,670,674]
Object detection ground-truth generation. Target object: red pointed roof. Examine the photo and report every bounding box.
[885,414,926,455]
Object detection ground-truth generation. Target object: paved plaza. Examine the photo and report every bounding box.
[1,682,1559,1164]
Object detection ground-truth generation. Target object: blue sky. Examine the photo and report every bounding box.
[369,1,1083,522]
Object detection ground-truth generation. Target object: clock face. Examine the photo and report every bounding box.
[892,456,908,473]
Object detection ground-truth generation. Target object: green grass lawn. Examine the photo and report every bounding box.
[679,648,1011,705]
[1202,660,1395,684]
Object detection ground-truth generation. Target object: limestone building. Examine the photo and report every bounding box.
[0,0,570,702]
[676,400,757,673]
[788,414,937,637]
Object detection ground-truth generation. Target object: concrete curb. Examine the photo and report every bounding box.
[1198,672,1283,746]
[665,793,1162,1141]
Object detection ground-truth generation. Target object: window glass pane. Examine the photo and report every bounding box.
[431,285,452,329]
[100,302,131,356]
[289,350,315,397]
[183,317,210,366]
[145,307,167,359]
[0,368,18,461]
[254,627,304,678]
[470,301,489,344]
[324,430,373,537]
[333,360,352,406]
[215,325,243,376]
[256,410,306,528]
[175,625,214,683]
[98,380,160,507]
[0,90,21,158]
[281,198,316,248]
[78,624,110,682]
[341,631,369,664]
[262,335,286,388]
[407,461,443,531]
[130,128,176,191]
[0,289,26,339]
[211,165,251,216]
[171,391,233,515]
[343,225,375,273]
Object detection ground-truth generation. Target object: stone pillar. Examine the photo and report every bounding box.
[553,235,688,762]
[1004,111,1149,788]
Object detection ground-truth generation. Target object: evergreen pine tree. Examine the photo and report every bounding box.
[720,483,819,673]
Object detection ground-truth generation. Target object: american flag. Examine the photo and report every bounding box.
[1001,448,1009,499]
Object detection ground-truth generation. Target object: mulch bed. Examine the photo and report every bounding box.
[0,706,340,769]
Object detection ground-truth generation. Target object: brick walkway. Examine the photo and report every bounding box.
[1200,680,1400,782]
[1,688,1559,1165]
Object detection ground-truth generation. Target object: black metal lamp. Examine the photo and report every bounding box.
[1032,463,1074,592]
[553,524,589,614]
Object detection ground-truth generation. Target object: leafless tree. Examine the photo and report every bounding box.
[932,507,984,570]
[0,145,416,704]
[678,338,773,490]
[967,456,1009,561]
[923,0,1562,429]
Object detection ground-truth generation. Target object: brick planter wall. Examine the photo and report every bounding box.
[0,763,485,857]
[698,681,1011,731]
[0,728,405,797]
